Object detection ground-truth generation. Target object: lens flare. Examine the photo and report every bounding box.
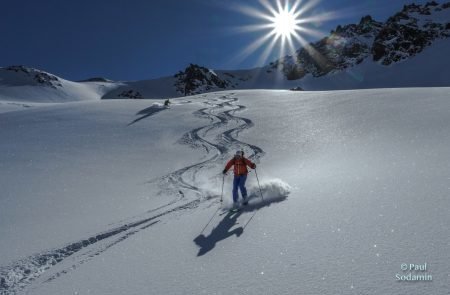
[232,0,337,66]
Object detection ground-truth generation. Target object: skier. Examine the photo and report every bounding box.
[164,98,171,107]
[222,150,256,210]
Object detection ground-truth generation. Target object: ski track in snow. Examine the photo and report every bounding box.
[0,93,266,294]
[155,94,265,200]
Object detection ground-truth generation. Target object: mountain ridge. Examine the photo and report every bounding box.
[1,1,449,102]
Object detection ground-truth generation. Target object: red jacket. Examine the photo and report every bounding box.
[224,156,256,176]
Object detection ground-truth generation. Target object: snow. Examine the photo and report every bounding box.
[210,39,450,92]
[2,38,450,103]
[299,39,450,90]
[0,67,120,103]
[1,88,449,294]
[413,4,450,26]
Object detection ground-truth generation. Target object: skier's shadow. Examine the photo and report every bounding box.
[193,210,244,256]
[194,194,288,256]
[127,105,168,126]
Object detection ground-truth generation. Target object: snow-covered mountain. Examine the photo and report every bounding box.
[1,2,449,103]
[0,66,120,103]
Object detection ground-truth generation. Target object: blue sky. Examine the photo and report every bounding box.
[0,0,431,81]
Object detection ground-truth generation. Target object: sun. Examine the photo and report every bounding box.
[233,0,337,66]
[271,8,298,39]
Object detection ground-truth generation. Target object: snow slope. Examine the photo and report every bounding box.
[0,66,120,103]
[1,88,449,294]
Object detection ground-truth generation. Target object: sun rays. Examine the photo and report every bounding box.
[233,0,337,66]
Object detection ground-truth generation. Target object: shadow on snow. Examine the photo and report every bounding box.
[193,193,287,256]
[128,105,168,126]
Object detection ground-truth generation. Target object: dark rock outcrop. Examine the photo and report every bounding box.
[5,65,62,88]
[118,89,143,99]
[174,64,230,96]
[78,77,114,83]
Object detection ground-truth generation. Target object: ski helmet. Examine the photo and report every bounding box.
[235,150,244,157]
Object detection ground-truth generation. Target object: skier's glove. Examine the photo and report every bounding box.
[222,169,227,175]
[252,164,256,169]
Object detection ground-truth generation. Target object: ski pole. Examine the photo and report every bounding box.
[254,168,264,201]
[220,174,225,203]
[200,207,220,234]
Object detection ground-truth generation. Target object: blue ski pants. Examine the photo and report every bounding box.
[233,174,247,203]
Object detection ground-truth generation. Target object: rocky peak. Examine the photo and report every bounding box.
[174,64,229,96]
[334,15,383,37]
[372,1,450,65]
